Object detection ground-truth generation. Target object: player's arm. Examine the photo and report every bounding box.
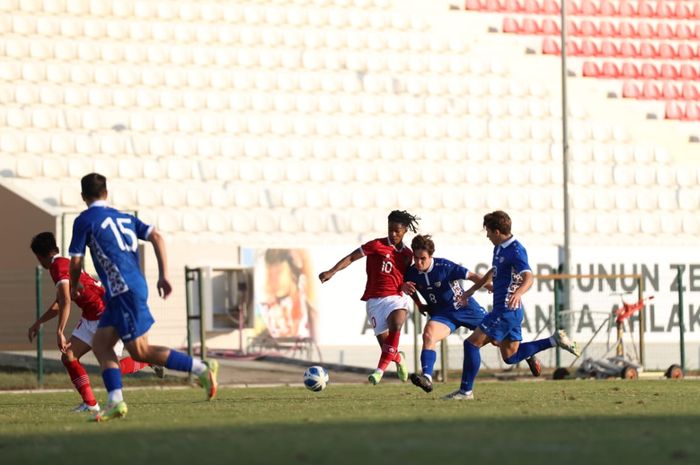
[27,300,60,342]
[457,268,495,306]
[318,248,363,283]
[507,271,533,309]
[55,281,72,353]
[148,228,172,299]
[69,256,84,300]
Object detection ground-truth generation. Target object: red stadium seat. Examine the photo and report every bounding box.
[638,22,654,39]
[679,64,699,80]
[523,0,541,13]
[521,17,541,34]
[600,40,618,57]
[685,102,700,121]
[637,0,655,18]
[655,1,674,18]
[582,61,601,77]
[601,61,620,78]
[640,63,659,79]
[541,18,560,35]
[465,0,483,10]
[565,0,581,15]
[664,101,683,120]
[622,81,641,98]
[618,22,637,38]
[660,64,679,80]
[677,43,696,60]
[694,3,700,20]
[674,23,692,40]
[674,2,692,19]
[579,20,598,37]
[641,81,661,99]
[619,1,638,17]
[542,37,560,55]
[565,40,581,55]
[658,43,675,59]
[484,0,505,11]
[662,82,680,100]
[580,39,600,56]
[580,0,599,15]
[657,23,673,39]
[619,42,639,57]
[503,17,520,33]
[542,0,559,14]
[599,0,618,16]
[681,83,700,101]
[620,62,640,79]
[504,0,523,12]
[566,20,581,36]
[639,42,657,58]
[599,21,617,37]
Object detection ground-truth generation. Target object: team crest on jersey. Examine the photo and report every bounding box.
[499,257,505,263]
[434,281,442,288]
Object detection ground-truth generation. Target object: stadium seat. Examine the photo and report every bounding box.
[620,63,639,79]
[685,102,700,121]
[640,63,659,79]
[679,64,699,80]
[582,61,600,77]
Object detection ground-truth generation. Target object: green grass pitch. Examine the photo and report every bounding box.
[1,380,699,465]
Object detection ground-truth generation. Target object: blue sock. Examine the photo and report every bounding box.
[102,367,122,392]
[460,340,481,392]
[504,337,556,365]
[165,350,194,372]
[420,349,437,378]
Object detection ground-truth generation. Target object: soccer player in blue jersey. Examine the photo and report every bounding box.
[444,211,580,400]
[401,234,489,393]
[69,173,219,421]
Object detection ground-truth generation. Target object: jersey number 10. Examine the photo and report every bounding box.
[101,217,138,252]
[380,260,393,274]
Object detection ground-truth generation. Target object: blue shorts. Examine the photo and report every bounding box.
[98,290,154,343]
[478,307,523,342]
[430,301,487,333]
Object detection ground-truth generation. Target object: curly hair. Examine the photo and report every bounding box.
[387,210,420,233]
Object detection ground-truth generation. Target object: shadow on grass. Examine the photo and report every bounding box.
[1,415,698,465]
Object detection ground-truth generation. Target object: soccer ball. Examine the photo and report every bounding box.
[303,366,329,392]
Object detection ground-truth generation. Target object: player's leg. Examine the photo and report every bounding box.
[125,334,218,400]
[91,325,128,422]
[62,326,100,412]
[409,319,452,393]
[369,298,409,384]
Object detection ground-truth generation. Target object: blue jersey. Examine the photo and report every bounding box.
[491,236,531,312]
[69,201,153,300]
[404,257,480,315]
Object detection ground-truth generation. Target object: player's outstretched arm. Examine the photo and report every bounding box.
[148,228,172,299]
[28,301,60,342]
[318,248,363,283]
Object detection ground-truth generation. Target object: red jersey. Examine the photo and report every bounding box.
[359,238,413,301]
[49,256,105,321]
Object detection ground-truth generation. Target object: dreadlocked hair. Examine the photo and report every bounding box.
[388,210,420,233]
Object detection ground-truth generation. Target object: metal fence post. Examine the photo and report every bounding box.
[554,275,561,368]
[35,266,43,388]
[677,268,686,372]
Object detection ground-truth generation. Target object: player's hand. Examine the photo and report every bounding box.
[400,281,416,295]
[56,332,70,353]
[507,292,522,310]
[418,303,430,316]
[28,323,39,342]
[157,277,172,299]
[71,282,84,300]
[318,271,334,283]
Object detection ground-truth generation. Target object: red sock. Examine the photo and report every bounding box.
[119,357,150,375]
[63,359,97,406]
[377,330,401,371]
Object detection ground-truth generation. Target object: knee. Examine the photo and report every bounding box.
[422,333,436,349]
[61,352,75,366]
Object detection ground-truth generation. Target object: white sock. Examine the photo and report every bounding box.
[374,368,384,374]
[108,389,123,404]
[191,359,207,376]
[424,374,433,382]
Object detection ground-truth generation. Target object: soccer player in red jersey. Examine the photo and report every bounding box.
[319,210,419,385]
[27,232,159,412]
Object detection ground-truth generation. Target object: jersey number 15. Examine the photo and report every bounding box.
[101,217,138,252]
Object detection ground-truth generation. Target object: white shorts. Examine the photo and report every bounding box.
[365,295,411,335]
[72,317,124,358]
